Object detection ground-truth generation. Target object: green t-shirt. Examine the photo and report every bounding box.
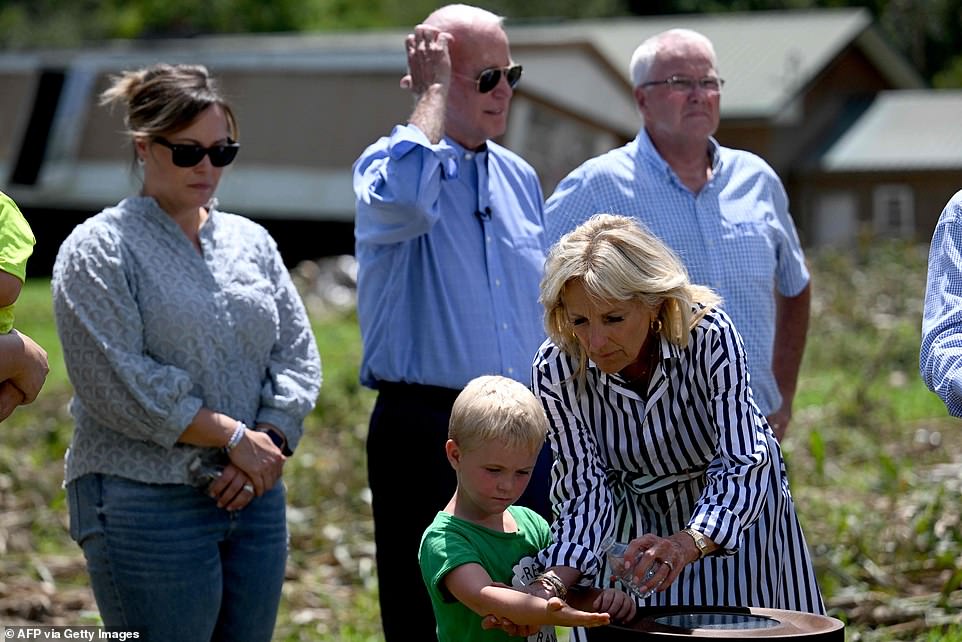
[0,192,35,333]
[419,506,556,642]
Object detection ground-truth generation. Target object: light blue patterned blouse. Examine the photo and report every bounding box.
[53,196,321,485]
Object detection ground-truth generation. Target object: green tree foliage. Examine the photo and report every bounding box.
[0,0,959,86]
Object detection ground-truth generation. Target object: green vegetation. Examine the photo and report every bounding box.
[0,1,959,88]
[1,239,962,639]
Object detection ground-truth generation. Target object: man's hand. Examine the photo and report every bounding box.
[766,406,791,441]
[400,24,453,96]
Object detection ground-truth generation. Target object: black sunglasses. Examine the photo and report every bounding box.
[152,137,240,168]
[467,64,523,93]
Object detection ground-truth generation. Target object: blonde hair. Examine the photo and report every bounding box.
[540,214,721,378]
[629,28,718,88]
[100,63,238,147]
[449,375,547,454]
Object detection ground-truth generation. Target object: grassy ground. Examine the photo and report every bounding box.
[2,239,962,640]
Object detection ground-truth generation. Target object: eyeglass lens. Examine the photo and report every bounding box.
[477,65,523,93]
[154,137,240,168]
[667,76,723,92]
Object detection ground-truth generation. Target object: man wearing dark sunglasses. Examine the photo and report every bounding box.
[353,4,551,642]
[545,28,811,446]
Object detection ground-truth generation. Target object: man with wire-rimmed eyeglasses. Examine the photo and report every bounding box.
[544,27,811,444]
[352,5,551,641]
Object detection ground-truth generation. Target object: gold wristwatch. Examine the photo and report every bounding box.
[682,527,709,559]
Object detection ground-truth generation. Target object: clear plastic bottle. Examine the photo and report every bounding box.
[601,535,659,599]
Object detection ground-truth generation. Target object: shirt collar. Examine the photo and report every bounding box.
[636,128,721,183]
[437,137,489,179]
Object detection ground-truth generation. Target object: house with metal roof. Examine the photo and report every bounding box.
[0,7,948,271]
[797,90,962,246]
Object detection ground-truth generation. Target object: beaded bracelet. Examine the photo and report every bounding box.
[224,421,247,453]
[534,570,568,600]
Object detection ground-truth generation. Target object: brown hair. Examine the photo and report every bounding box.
[100,63,238,144]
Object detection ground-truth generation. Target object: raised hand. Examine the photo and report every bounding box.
[400,24,453,95]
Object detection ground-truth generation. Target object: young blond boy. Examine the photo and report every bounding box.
[419,375,635,641]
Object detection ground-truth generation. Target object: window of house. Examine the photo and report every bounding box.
[872,184,914,238]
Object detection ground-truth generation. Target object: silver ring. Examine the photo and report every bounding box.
[242,483,254,494]
[662,560,673,573]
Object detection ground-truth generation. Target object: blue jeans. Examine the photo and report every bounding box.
[67,473,288,642]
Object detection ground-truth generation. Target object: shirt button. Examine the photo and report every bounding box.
[486,236,492,243]
[495,279,502,287]
[507,367,514,374]
[502,323,508,330]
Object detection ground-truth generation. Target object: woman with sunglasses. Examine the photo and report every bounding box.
[51,63,321,642]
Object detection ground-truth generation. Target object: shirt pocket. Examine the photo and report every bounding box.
[718,219,776,281]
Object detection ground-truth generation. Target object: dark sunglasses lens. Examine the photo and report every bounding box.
[505,65,522,88]
[208,145,239,167]
[171,146,207,167]
[477,69,500,93]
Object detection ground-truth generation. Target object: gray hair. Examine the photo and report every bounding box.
[629,28,717,88]
[424,4,504,31]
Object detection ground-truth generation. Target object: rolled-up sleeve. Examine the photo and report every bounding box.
[690,316,772,553]
[354,124,459,246]
[257,240,322,451]
[53,230,202,449]
[534,345,612,583]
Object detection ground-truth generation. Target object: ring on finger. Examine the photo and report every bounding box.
[242,483,254,494]
[663,559,674,573]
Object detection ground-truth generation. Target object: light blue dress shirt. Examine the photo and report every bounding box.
[353,124,547,389]
[921,189,962,415]
[544,128,809,415]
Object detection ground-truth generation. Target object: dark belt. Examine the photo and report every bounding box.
[375,380,462,407]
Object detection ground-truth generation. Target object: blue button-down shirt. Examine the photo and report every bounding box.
[353,124,547,389]
[921,190,962,415]
[544,129,809,415]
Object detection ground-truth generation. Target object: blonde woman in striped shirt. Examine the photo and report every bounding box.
[525,214,823,638]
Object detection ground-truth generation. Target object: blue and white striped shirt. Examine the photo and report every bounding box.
[533,306,824,614]
[354,124,547,389]
[921,189,962,415]
[544,129,809,415]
